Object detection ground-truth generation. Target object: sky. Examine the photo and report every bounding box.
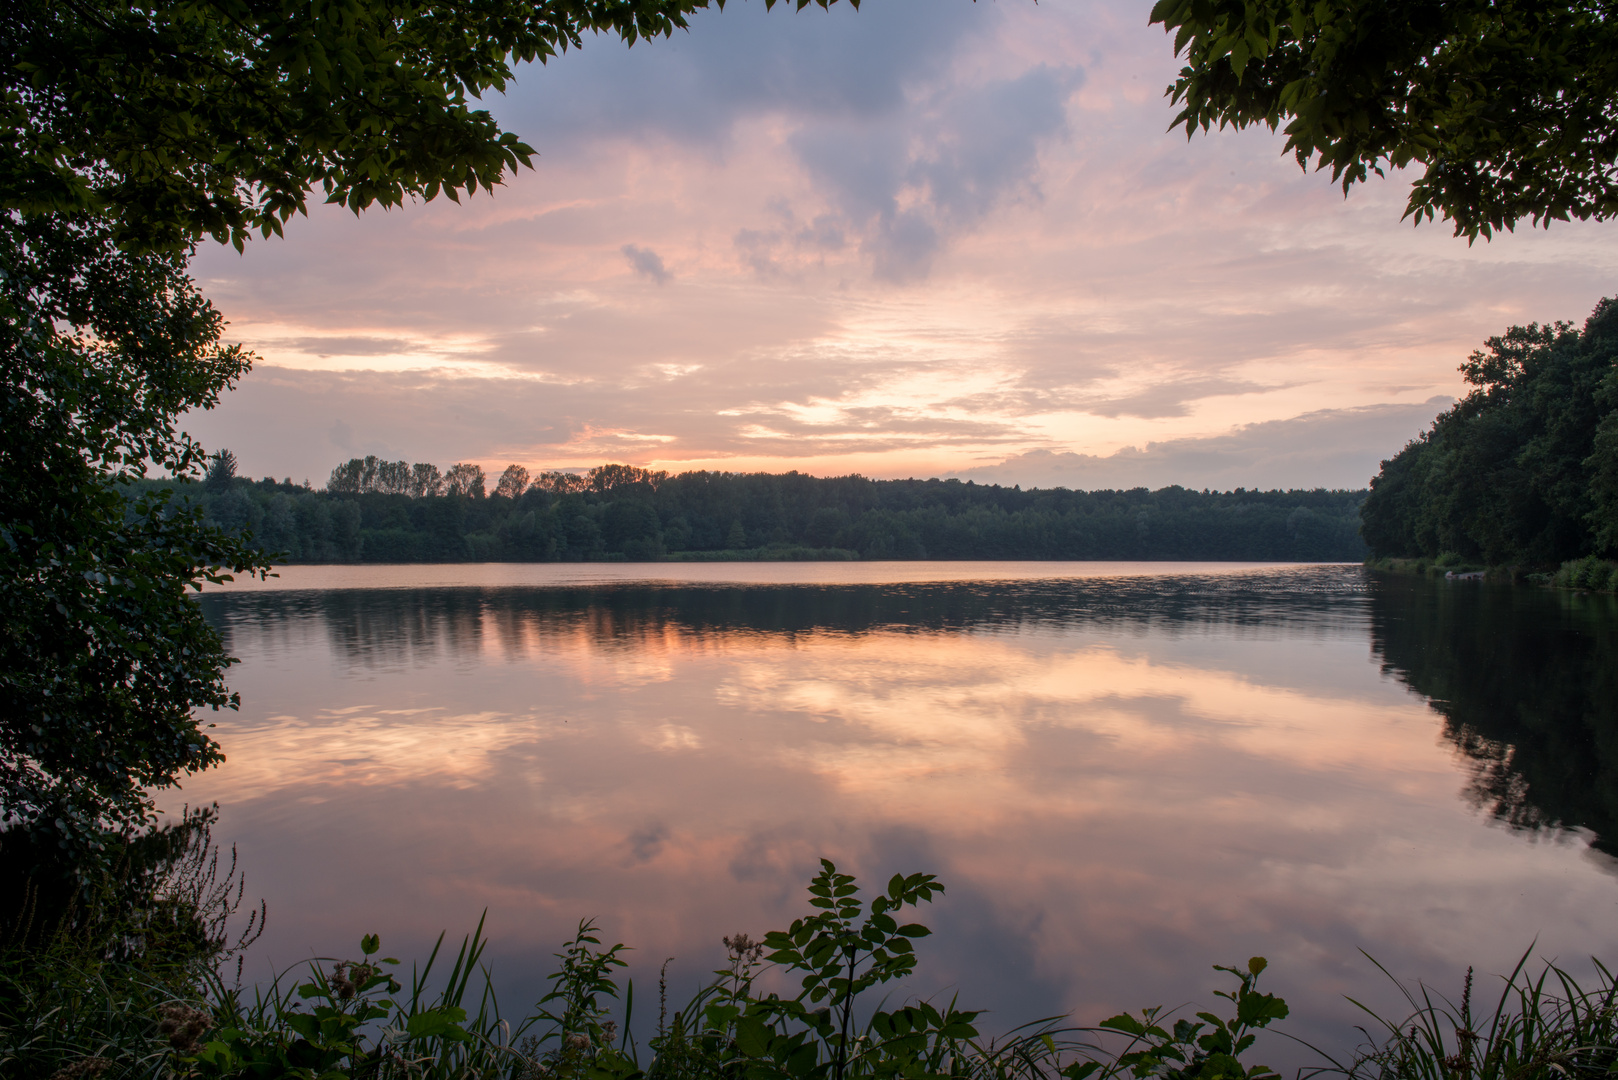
[184,0,1618,492]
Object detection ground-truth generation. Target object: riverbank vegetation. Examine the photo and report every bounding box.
[1366,555,1618,594]
[148,457,1369,564]
[7,856,1616,1080]
[1361,297,1618,579]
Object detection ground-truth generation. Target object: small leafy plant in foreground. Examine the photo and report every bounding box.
[187,923,511,1079]
[10,858,1618,1080]
[1077,958,1290,1080]
[643,859,979,1080]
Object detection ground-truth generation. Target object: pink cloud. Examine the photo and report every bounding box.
[184,0,1618,488]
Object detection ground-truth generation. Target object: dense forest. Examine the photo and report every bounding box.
[1362,296,1618,566]
[150,455,1370,563]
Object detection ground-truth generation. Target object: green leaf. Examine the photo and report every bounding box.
[1235,991,1289,1027]
[1099,1013,1147,1036]
[406,1006,470,1039]
[286,1012,320,1040]
[1148,0,1182,25]
[736,1015,773,1057]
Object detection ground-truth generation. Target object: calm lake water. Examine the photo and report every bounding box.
[189,562,1618,1068]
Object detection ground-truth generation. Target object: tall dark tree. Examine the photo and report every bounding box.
[0,216,259,855]
[204,448,239,490]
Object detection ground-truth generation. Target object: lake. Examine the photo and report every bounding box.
[189,562,1618,1068]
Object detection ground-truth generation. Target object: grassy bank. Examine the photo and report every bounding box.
[1366,555,1618,593]
[8,860,1618,1080]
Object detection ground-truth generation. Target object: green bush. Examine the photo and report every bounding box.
[1586,560,1617,591]
[1551,556,1618,592]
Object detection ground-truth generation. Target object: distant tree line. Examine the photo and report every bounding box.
[153,453,1369,564]
[1362,297,1618,566]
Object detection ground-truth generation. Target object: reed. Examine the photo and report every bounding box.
[1318,950,1618,1080]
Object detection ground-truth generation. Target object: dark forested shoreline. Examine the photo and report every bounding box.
[147,464,1370,564]
[1362,297,1618,569]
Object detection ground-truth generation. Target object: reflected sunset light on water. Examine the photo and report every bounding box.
[187,564,1618,1069]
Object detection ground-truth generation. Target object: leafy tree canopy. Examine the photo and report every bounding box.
[1149,0,1618,239]
[2,0,856,253]
[1361,296,1618,564]
[0,215,260,854]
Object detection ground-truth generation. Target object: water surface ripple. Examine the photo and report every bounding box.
[191,563,1618,1069]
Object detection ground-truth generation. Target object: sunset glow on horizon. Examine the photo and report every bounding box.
[183,0,1618,492]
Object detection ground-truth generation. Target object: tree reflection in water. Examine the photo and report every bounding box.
[204,565,1369,670]
[206,566,1618,858]
[1369,573,1618,853]
[192,564,1618,1066]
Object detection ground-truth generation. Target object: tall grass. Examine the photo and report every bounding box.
[1322,950,1618,1080]
[0,950,198,1079]
[0,808,263,1079]
[192,915,536,1078]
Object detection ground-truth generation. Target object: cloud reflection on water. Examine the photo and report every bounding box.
[188,567,1618,1070]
